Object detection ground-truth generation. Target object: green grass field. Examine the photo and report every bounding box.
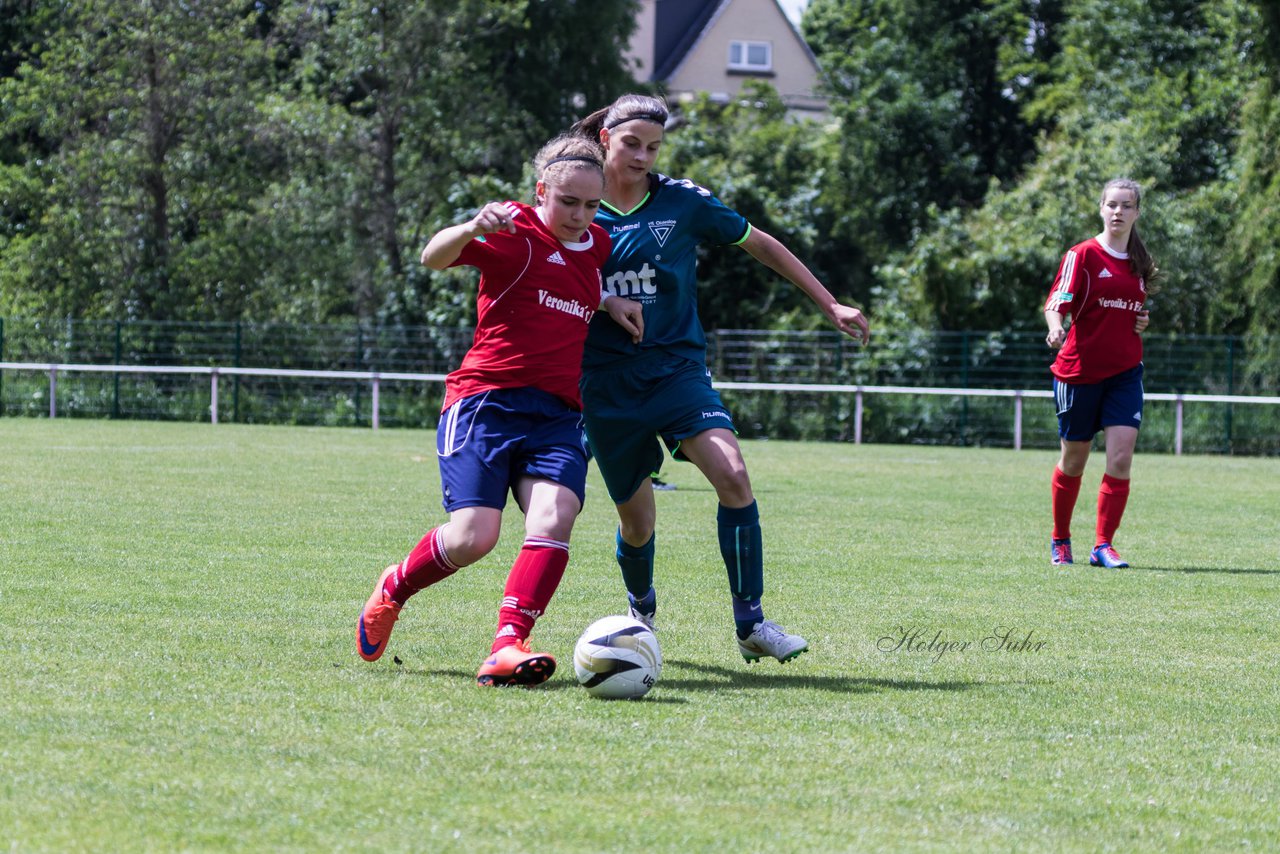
[2,418,1278,852]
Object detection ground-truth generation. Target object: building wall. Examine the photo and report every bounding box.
[665,0,826,115]
[625,0,658,82]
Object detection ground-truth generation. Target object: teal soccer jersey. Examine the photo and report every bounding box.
[584,173,750,369]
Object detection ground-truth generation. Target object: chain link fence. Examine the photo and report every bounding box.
[1,318,1275,454]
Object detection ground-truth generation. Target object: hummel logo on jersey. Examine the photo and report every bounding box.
[547,251,566,266]
[1099,268,1113,278]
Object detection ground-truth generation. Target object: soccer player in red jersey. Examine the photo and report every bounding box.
[356,135,643,686]
[1044,178,1156,569]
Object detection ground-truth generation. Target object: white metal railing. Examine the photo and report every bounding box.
[3,361,1278,455]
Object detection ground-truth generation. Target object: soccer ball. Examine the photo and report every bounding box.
[573,615,662,699]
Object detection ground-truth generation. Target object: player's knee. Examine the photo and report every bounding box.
[444,523,501,565]
[712,468,753,505]
[526,509,576,543]
[1106,453,1133,478]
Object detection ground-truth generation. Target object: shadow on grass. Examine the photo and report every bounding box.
[1129,565,1280,575]
[341,660,991,699]
[656,658,984,694]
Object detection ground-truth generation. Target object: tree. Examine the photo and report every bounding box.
[801,0,1050,301]
[0,0,278,320]
[877,0,1260,335]
[1232,0,1280,390]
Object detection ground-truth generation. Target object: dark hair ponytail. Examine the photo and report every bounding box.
[571,93,670,140]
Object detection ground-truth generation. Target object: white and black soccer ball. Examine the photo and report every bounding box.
[573,615,662,699]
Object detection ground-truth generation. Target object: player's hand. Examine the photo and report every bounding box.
[1134,310,1150,334]
[471,202,518,236]
[602,296,645,343]
[1046,327,1067,349]
[831,304,870,345]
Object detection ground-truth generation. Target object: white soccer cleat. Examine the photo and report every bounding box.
[628,603,657,633]
[738,620,809,663]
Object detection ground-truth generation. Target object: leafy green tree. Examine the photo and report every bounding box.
[234,0,640,327]
[1232,0,1280,390]
[878,0,1259,335]
[0,0,278,320]
[801,0,1050,299]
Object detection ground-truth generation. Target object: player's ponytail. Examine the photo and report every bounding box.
[1102,178,1160,285]
[571,94,669,140]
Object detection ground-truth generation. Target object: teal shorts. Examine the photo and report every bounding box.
[580,351,735,503]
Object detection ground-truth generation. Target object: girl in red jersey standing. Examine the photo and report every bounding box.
[356,135,643,686]
[1044,178,1155,568]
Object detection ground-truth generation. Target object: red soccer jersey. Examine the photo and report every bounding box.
[443,201,611,410]
[1044,238,1147,384]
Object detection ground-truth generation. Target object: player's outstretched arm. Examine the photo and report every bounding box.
[601,295,645,343]
[740,227,869,344]
[421,201,518,269]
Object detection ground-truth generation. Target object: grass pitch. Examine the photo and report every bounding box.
[1,418,1278,852]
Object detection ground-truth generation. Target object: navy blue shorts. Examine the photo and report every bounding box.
[580,351,735,503]
[1054,363,1144,441]
[436,387,589,512]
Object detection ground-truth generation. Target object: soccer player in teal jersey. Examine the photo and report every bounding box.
[571,94,870,663]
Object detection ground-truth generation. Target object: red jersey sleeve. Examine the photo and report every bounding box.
[1045,246,1085,317]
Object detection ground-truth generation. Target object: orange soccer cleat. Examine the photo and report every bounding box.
[357,565,402,662]
[475,639,557,687]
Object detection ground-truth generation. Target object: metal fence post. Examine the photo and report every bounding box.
[371,375,380,430]
[960,332,970,444]
[49,366,57,418]
[1014,391,1023,451]
[112,321,122,419]
[854,389,863,444]
[1226,338,1235,452]
[233,321,242,423]
[210,369,219,424]
[0,317,5,414]
[1175,396,1184,455]
[354,324,364,426]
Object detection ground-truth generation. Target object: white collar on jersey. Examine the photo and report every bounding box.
[1093,236,1130,259]
[535,206,595,252]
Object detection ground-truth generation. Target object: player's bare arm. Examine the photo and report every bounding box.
[1045,309,1068,349]
[421,201,518,269]
[740,227,870,345]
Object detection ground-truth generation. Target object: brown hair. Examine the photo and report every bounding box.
[532,135,605,203]
[571,93,670,140]
[1102,178,1159,283]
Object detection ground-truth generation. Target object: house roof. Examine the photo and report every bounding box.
[650,0,821,83]
[652,0,721,81]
